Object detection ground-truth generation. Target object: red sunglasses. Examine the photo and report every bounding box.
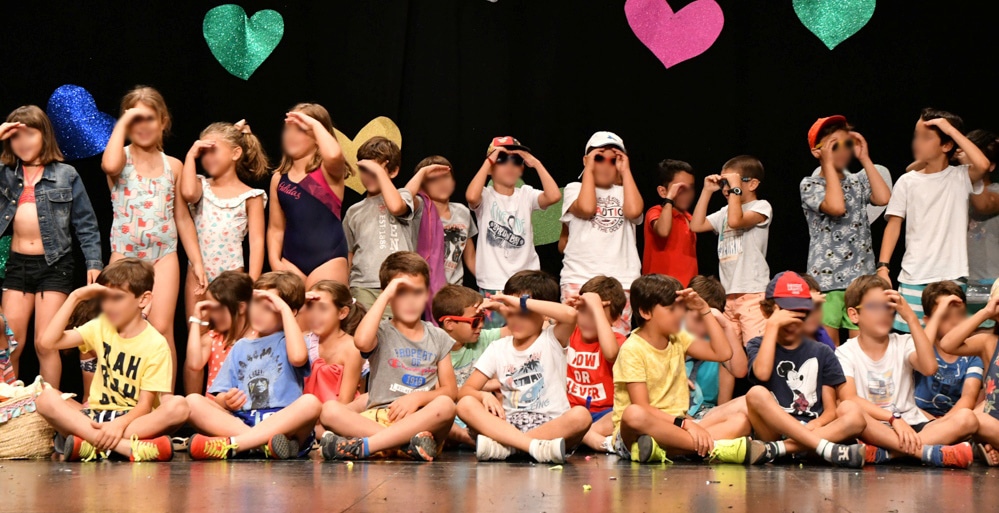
[439,315,484,329]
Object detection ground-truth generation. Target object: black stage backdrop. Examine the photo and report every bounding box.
[3,1,997,391]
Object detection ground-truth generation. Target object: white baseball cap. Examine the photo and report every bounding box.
[584,131,626,155]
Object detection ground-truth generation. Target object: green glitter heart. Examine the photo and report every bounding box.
[793,0,875,50]
[203,4,284,80]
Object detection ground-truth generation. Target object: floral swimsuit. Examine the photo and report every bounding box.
[190,175,266,282]
[110,146,178,261]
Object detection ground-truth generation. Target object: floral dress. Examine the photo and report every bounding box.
[189,175,266,282]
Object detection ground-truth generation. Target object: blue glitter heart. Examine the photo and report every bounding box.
[46,85,116,161]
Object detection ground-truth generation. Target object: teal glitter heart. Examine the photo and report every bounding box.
[793,0,875,50]
[203,4,284,80]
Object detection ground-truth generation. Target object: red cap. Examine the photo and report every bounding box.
[765,271,813,312]
[486,136,530,155]
[807,115,848,149]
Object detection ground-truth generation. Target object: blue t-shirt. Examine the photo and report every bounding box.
[208,331,311,410]
[747,337,846,422]
[686,359,719,416]
[914,349,983,417]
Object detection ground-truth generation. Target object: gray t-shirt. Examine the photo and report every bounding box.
[442,203,477,285]
[344,189,418,288]
[969,182,999,283]
[800,171,875,291]
[364,320,455,409]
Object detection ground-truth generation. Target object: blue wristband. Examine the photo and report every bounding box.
[520,294,530,314]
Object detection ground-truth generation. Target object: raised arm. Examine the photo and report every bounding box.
[616,150,644,220]
[750,308,805,382]
[689,175,721,233]
[184,300,217,372]
[719,171,767,230]
[285,111,345,180]
[925,118,991,183]
[254,289,308,367]
[851,132,891,206]
[568,151,599,218]
[466,149,500,210]
[38,284,108,352]
[516,150,561,210]
[579,292,620,363]
[360,159,408,217]
[653,182,688,239]
[940,295,999,357]
[486,293,578,346]
[815,140,846,217]
[891,289,938,376]
[681,290,733,363]
[102,107,151,178]
[180,140,211,204]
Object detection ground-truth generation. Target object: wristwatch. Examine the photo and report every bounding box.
[888,411,902,428]
[673,416,685,429]
[877,262,890,270]
[729,186,742,196]
[189,316,209,327]
[520,294,531,314]
[662,198,675,208]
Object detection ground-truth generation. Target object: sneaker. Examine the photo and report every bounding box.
[600,435,615,454]
[189,434,238,460]
[827,443,865,469]
[403,431,437,462]
[940,442,973,469]
[129,435,173,462]
[749,441,780,465]
[631,435,670,464]
[63,435,102,462]
[262,434,299,460]
[708,437,760,464]
[528,438,566,464]
[475,434,513,461]
[319,432,365,460]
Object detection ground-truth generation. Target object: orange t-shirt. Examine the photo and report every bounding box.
[643,205,697,286]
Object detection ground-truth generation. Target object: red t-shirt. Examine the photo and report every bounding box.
[566,327,626,411]
[642,205,697,286]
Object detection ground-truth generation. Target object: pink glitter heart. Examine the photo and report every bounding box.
[624,0,725,69]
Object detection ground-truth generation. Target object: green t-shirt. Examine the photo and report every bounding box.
[451,328,502,386]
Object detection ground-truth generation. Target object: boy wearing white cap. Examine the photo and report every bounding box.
[558,132,643,335]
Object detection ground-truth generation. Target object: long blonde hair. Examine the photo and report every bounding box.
[120,86,171,150]
[275,103,352,178]
[201,121,270,182]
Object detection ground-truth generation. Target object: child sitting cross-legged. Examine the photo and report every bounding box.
[743,272,867,468]
[456,270,592,464]
[35,258,190,462]
[613,274,758,464]
[185,271,322,460]
[319,251,457,461]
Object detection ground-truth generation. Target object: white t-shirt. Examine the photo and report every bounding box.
[472,185,544,290]
[559,182,642,289]
[473,326,570,417]
[884,164,983,284]
[706,200,772,294]
[836,333,927,425]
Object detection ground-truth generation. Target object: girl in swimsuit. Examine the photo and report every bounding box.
[304,280,365,408]
[180,120,268,321]
[0,106,102,387]
[268,103,350,288]
[184,271,255,395]
[101,86,206,378]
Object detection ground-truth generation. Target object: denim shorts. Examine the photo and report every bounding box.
[2,252,74,295]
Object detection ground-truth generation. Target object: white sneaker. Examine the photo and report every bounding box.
[600,435,615,454]
[476,435,513,461]
[529,438,566,464]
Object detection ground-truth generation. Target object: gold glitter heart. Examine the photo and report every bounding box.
[334,117,403,193]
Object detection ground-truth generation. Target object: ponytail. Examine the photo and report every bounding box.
[201,120,271,183]
[310,280,368,336]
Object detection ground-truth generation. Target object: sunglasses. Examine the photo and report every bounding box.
[815,138,855,151]
[855,302,893,313]
[495,152,525,166]
[439,315,484,329]
[593,154,618,165]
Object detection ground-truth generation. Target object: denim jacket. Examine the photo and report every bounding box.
[0,162,103,270]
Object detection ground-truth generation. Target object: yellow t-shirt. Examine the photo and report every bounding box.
[76,314,172,411]
[611,329,694,431]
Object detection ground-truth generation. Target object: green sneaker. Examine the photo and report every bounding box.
[630,435,672,464]
[709,437,765,464]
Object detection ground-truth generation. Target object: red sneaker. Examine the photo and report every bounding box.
[129,435,174,462]
[864,444,879,464]
[941,442,973,469]
[189,434,238,460]
[63,435,101,462]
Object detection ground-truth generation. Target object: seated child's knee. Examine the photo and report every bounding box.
[745,385,770,405]
[954,408,979,432]
[456,395,480,414]
[34,387,63,413]
[621,405,647,428]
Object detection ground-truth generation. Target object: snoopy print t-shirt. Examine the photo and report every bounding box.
[747,337,845,422]
[209,331,311,411]
[364,320,455,409]
[473,185,544,290]
[474,326,571,417]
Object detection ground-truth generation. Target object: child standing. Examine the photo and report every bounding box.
[183,271,255,395]
[643,159,697,285]
[180,120,268,317]
[101,86,206,371]
[456,270,592,463]
[559,132,643,334]
[319,252,457,461]
[303,280,365,406]
[612,274,757,464]
[691,156,772,345]
[800,116,892,346]
[0,106,103,386]
[344,138,420,314]
[914,282,983,419]
[186,271,322,460]
[35,259,190,462]
[837,275,977,468]
[565,276,628,453]
[743,272,867,468]
[878,109,991,331]
[466,137,562,329]
[405,155,477,286]
[268,103,350,287]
